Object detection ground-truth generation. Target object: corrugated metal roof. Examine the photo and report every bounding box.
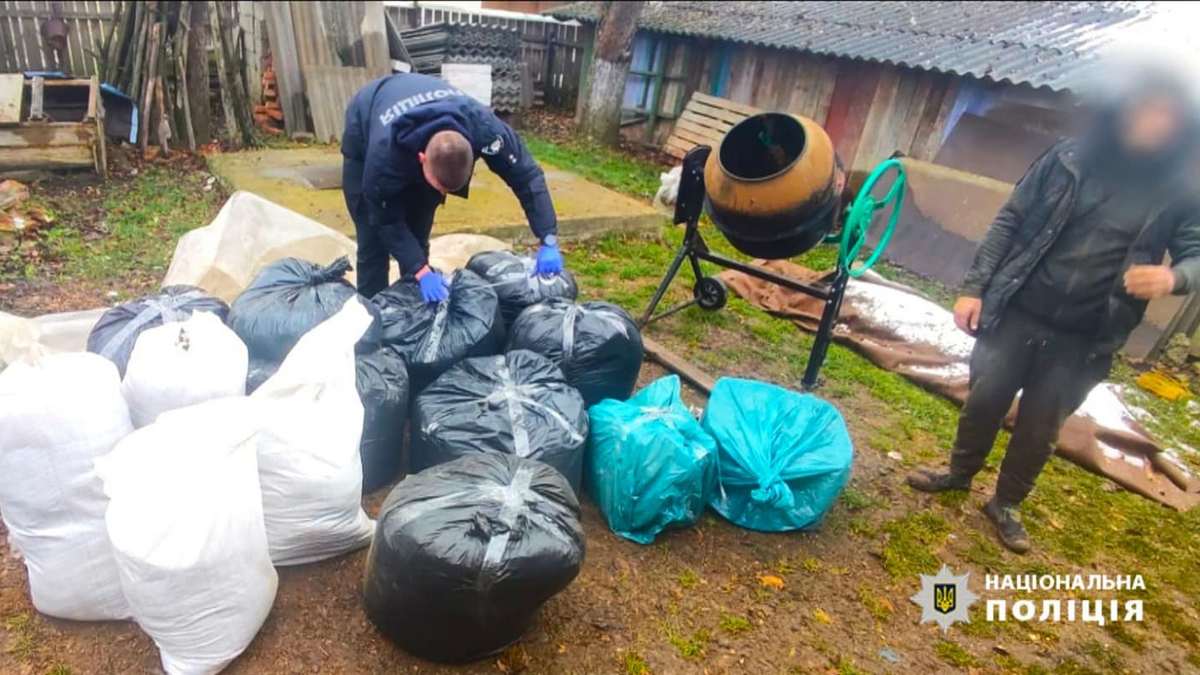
[549,1,1194,91]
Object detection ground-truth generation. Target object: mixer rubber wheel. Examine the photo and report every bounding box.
[694,276,728,311]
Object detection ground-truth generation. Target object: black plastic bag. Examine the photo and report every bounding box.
[87,285,229,376]
[372,269,504,392]
[357,345,410,493]
[507,299,644,406]
[226,257,382,371]
[364,453,585,662]
[412,350,588,491]
[464,250,578,327]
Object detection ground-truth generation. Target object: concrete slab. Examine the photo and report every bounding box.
[206,146,664,243]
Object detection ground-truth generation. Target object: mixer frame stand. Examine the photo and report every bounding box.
[639,145,849,390]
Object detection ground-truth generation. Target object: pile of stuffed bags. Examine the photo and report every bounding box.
[0,245,855,672]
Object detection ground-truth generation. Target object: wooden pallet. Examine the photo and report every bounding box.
[663,91,762,160]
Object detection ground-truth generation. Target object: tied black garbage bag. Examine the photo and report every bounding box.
[227,256,382,372]
[413,350,588,491]
[364,453,585,662]
[87,285,229,376]
[357,345,410,493]
[373,269,504,392]
[465,250,578,327]
[507,299,644,405]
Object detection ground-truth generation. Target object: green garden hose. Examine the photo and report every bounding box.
[836,158,906,277]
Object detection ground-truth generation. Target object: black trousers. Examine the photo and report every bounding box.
[342,158,439,298]
[950,308,1112,505]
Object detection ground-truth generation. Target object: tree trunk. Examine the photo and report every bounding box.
[187,0,212,145]
[579,1,643,146]
[212,1,255,147]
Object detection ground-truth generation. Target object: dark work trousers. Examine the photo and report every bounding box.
[342,158,440,298]
[950,308,1112,505]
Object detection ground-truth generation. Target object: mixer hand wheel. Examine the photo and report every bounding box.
[837,158,906,278]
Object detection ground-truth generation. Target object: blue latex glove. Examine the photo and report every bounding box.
[416,267,449,304]
[534,236,564,276]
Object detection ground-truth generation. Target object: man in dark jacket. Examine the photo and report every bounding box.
[907,65,1200,553]
[342,73,563,301]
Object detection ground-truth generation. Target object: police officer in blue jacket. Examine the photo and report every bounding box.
[342,72,563,302]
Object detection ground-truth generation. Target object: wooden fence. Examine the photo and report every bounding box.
[0,0,121,76]
[387,2,582,110]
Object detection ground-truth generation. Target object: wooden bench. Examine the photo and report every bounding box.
[663,91,762,159]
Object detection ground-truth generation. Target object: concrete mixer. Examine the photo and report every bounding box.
[639,112,906,389]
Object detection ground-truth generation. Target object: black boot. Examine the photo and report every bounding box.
[906,467,972,493]
[983,498,1031,554]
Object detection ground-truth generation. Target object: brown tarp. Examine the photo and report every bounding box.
[721,260,1200,511]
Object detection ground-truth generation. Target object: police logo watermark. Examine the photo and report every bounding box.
[911,565,978,632]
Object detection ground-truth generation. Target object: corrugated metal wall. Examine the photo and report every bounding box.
[388,3,582,109]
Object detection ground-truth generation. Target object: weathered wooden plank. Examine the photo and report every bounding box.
[669,125,724,149]
[1,4,109,18]
[677,108,736,133]
[691,91,762,117]
[0,138,94,170]
[263,1,307,135]
[643,336,715,395]
[0,123,91,147]
[28,75,43,120]
[664,137,693,159]
[686,99,755,125]
[302,65,376,143]
[910,77,958,162]
[0,73,22,124]
[0,9,16,72]
[671,117,727,144]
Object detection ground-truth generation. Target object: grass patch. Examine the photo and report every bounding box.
[718,613,752,634]
[524,133,664,199]
[880,512,951,578]
[665,627,709,660]
[934,640,979,668]
[840,486,879,511]
[856,586,894,621]
[3,613,37,661]
[621,650,651,675]
[30,167,221,284]
[676,568,700,590]
[833,656,868,675]
[1103,621,1145,653]
[1078,640,1124,671]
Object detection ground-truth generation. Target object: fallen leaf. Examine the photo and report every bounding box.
[813,608,833,624]
[759,574,785,589]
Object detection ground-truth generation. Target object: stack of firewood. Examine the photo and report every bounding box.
[253,59,285,136]
[98,1,258,155]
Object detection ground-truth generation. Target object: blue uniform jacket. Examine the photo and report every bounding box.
[342,73,557,273]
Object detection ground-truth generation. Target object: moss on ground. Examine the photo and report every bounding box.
[934,639,979,668]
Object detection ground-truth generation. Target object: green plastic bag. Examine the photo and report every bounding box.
[703,378,852,532]
[586,375,717,544]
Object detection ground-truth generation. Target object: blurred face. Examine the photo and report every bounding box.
[1120,95,1185,155]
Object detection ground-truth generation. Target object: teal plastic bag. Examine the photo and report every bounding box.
[703,378,852,532]
[586,375,717,544]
